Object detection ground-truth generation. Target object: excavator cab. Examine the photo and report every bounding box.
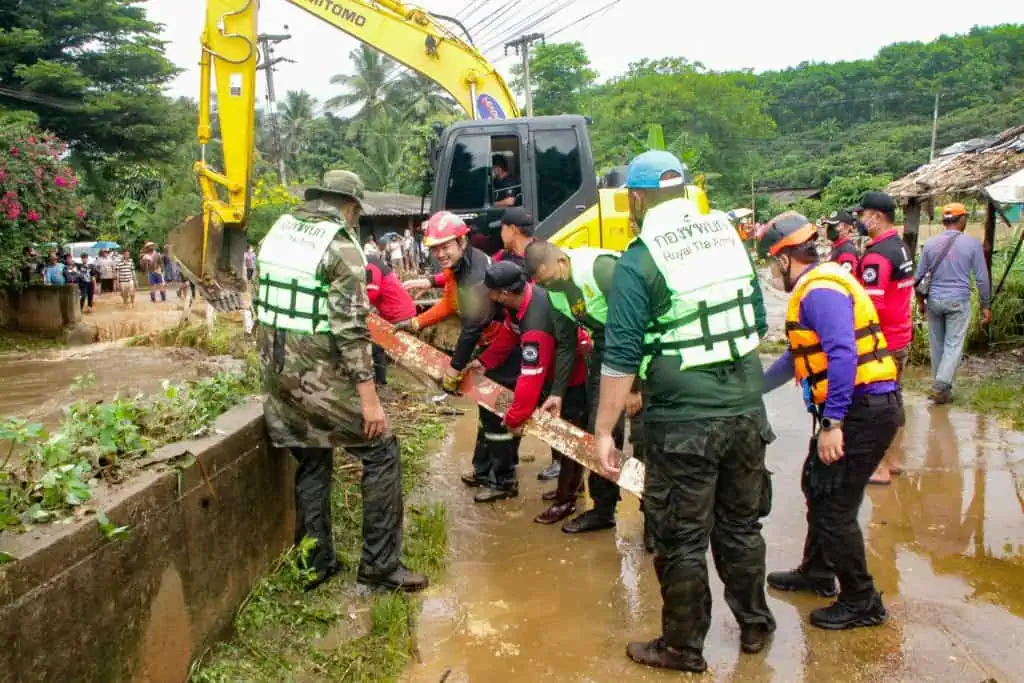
[432,115,603,253]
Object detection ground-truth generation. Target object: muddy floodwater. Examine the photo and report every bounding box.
[407,389,1024,682]
[0,343,204,427]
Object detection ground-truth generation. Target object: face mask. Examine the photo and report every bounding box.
[855,219,869,236]
[826,226,840,242]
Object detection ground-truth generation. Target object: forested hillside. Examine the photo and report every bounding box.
[753,24,1024,192]
[0,0,1020,289]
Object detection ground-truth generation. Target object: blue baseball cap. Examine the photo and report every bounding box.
[625,150,685,190]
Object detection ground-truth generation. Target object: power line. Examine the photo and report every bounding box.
[469,3,523,46]
[546,0,623,38]
[480,0,576,53]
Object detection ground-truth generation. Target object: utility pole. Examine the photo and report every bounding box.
[751,176,756,220]
[505,33,544,117]
[257,32,294,185]
[929,90,941,162]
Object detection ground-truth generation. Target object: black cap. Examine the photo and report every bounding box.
[500,207,534,235]
[852,191,897,214]
[822,209,855,226]
[483,260,527,294]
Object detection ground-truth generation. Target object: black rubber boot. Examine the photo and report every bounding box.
[810,592,888,630]
[357,563,429,593]
[767,568,838,597]
[740,622,776,654]
[626,638,707,673]
[474,482,519,503]
[562,509,616,534]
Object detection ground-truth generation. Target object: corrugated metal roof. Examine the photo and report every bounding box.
[287,185,428,217]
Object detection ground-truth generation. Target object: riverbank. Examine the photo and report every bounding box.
[190,374,456,682]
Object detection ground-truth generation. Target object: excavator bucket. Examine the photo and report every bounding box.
[168,212,249,312]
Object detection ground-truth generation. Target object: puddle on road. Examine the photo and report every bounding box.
[407,391,1024,682]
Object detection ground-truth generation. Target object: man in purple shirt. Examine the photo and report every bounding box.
[915,203,991,404]
[757,213,901,631]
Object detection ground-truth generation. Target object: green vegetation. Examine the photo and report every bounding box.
[131,318,255,360]
[0,331,63,354]
[191,391,452,683]
[0,363,259,533]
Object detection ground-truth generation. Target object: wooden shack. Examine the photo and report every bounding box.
[886,124,1024,277]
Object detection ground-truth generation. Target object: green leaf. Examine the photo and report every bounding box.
[0,551,15,565]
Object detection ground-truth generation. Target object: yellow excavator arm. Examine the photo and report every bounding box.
[176,0,519,309]
[197,0,518,234]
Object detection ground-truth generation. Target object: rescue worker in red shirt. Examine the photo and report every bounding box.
[395,212,519,491]
[823,209,860,273]
[365,254,416,385]
[852,191,913,484]
[467,261,589,508]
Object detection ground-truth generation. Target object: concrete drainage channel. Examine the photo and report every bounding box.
[0,402,296,682]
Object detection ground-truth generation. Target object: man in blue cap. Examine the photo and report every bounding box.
[595,151,776,672]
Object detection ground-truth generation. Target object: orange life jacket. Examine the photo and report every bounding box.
[785,263,898,405]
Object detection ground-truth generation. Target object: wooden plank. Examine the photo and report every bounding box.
[368,314,645,497]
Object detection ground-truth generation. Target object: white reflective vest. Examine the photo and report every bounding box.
[638,199,759,378]
[255,213,363,334]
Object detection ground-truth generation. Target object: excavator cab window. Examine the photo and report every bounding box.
[441,132,525,254]
[532,129,583,222]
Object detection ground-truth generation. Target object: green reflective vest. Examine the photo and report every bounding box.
[638,199,759,379]
[255,213,362,334]
[547,247,617,332]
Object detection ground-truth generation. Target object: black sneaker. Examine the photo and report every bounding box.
[460,471,488,488]
[562,509,616,534]
[474,483,519,503]
[626,637,707,673]
[767,568,838,597]
[537,459,561,481]
[740,622,775,654]
[810,592,888,630]
[357,564,429,593]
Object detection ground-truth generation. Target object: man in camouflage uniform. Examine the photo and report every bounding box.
[596,152,775,673]
[255,170,428,593]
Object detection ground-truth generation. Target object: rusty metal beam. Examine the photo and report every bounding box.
[369,314,645,497]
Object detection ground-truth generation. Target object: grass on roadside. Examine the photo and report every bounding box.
[190,391,452,683]
[901,362,1024,430]
[0,330,63,354]
[129,318,254,359]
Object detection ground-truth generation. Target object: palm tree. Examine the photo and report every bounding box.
[278,89,319,160]
[391,72,455,122]
[326,45,400,125]
[345,109,407,192]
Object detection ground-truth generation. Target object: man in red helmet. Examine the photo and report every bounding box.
[396,211,521,489]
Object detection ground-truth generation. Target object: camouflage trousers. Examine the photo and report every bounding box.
[645,410,776,653]
[291,436,403,578]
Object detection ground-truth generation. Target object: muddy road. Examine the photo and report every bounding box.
[406,389,1024,682]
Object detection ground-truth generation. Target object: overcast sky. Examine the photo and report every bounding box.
[150,0,1023,108]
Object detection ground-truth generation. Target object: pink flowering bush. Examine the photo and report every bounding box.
[0,125,84,288]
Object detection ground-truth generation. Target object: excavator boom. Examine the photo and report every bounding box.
[173,0,520,310]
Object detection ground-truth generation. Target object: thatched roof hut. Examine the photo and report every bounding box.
[887,125,1024,201]
[884,125,1024,274]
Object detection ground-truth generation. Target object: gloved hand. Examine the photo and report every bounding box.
[441,368,463,395]
[393,318,419,333]
[802,436,847,499]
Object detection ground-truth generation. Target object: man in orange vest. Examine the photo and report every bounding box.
[756,212,901,631]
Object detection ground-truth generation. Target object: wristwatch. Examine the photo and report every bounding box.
[820,416,843,431]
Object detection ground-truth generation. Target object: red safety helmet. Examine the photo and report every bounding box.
[423,211,469,247]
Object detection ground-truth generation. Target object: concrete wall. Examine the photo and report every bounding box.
[0,401,295,683]
[0,285,81,333]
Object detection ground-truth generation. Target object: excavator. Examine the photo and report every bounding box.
[170,0,711,310]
